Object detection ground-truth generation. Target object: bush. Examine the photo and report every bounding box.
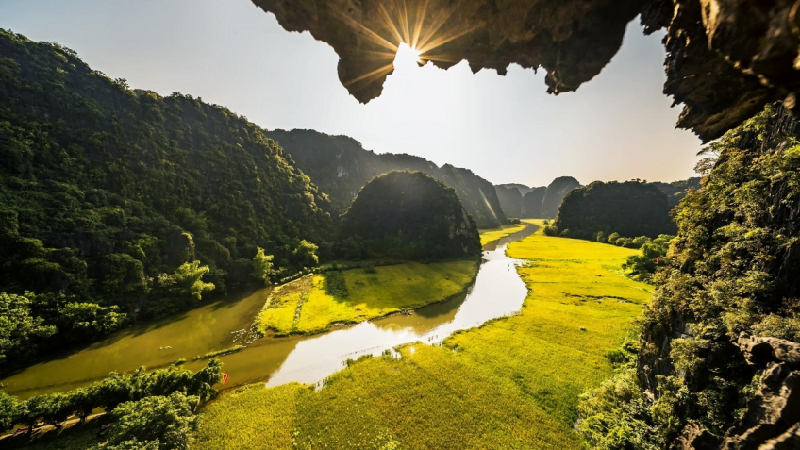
[616,237,633,248]
[251,247,274,286]
[104,392,199,450]
[542,225,559,236]
[607,232,621,244]
[622,234,673,281]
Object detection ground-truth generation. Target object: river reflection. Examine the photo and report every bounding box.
[1,225,536,398]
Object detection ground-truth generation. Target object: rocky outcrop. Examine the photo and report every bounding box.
[251,0,800,141]
[670,334,800,450]
[252,0,644,103]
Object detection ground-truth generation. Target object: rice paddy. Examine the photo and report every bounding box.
[194,222,652,449]
[255,261,479,336]
[478,223,527,246]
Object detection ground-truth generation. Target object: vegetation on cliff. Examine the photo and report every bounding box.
[0,29,331,371]
[652,177,701,208]
[578,103,800,447]
[337,171,481,261]
[266,129,506,228]
[553,180,676,240]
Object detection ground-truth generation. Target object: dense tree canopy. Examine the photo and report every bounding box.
[0,29,331,371]
[554,180,676,240]
[338,171,481,260]
[652,177,701,208]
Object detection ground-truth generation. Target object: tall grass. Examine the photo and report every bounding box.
[195,224,651,449]
[478,223,527,246]
[255,261,479,336]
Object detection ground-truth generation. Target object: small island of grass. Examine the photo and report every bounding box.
[255,260,478,336]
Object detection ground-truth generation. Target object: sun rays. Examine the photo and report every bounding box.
[337,0,483,88]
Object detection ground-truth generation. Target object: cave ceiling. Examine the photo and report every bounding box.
[252,0,800,141]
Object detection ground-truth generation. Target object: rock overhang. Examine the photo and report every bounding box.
[252,0,800,141]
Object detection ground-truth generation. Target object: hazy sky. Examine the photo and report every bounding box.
[0,0,702,187]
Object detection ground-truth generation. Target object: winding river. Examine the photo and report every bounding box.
[1,225,536,398]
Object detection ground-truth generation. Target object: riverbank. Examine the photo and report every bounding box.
[255,260,479,336]
[193,222,652,449]
[478,223,527,246]
[0,227,520,402]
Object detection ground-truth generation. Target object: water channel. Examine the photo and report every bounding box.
[1,225,537,398]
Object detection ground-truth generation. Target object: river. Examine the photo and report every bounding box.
[1,225,536,398]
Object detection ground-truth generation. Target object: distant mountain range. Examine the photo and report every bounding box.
[495,177,701,219]
[265,129,507,228]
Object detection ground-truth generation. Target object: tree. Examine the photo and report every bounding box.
[252,247,274,285]
[292,240,320,268]
[172,261,215,302]
[623,235,673,281]
[0,292,57,365]
[104,393,199,450]
[0,391,19,431]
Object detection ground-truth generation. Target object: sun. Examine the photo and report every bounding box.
[394,42,425,68]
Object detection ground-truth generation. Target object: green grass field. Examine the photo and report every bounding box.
[255,261,479,336]
[194,223,651,449]
[478,223,527,246]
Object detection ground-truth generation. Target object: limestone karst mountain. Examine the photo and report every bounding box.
[338,171,481,260]
[266,128,507,228]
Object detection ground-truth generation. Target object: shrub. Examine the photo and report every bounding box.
[104,392,199,450]
[607,232,621,244]
[542,225,559,236]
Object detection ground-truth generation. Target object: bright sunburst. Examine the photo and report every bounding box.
[394,43,424,68]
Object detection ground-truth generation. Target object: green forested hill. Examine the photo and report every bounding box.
[265,128,507,228]
[0,29,331,370]
[338,171,481,260]
[554,180,676,239]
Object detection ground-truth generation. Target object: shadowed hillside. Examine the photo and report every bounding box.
[0,29,332,371]
[266,129,506,228]
[494,185,523,218]
[554,180,676,240]
[541,177,582,218]
[338,171,481,261]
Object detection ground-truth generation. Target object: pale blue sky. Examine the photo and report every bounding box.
[0,0,702,187]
